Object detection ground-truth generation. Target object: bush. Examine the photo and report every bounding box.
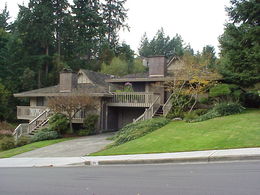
[0,136,15,150]
[77,129,91,136]
[166,95,195,119]
[31,128,59,142]
[209,84,231,98]
[242,91,260,108]
[184,112,198,122]
[193,109,208,116]
[193,102,245,122]
[111,117,170,147]
[16,136,31,147]
[83,114,99,135]
[48,114,68,134]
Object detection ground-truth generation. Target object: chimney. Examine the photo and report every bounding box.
[59,69,77,92]
[148,56,167,77]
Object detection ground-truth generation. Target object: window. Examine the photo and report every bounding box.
[36,97,45,106]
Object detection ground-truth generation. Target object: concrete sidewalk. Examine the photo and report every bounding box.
[1,147,260,167]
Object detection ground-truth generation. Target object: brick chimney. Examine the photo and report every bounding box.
[59,69,77,92]
[148,56,167,77]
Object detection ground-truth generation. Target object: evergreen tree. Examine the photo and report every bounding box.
[102,0,128,49]
[219,0,260,86]
[0,3,10,31]
[139,28,185,58]
[72,0,103,63]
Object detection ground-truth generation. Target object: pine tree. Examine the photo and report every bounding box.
[102,0,128,49]
[0,3,10,31]
[219,0,260,86]
[72,0,103,62]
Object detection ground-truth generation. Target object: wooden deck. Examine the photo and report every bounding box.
[17,106,47,120]
[107,92,156,107]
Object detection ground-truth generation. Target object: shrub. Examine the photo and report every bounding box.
[214,102,245,116]
[166,95,195,119]
[193,109,208,116]
[209,84,231,98]
[184,112,198,122]
[242,91,260,108]
[83,114,99,135]
[48,114,68,134]
[198,97,210,104]
[16,136,31,147]
[111,117,170,147]
[193,102,245,122]
[0,136,15,150]
[31,129,59,142]
[77,129,91,136]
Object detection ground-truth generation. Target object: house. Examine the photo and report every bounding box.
[13,56,207,138]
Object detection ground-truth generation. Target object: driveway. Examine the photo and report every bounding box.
[13,133,113,158]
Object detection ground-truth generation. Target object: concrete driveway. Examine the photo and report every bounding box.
[13,133,113,158]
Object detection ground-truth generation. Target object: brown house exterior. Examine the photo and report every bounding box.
[13,56,211,138]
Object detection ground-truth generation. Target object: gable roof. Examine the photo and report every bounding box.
[14,69,114,98]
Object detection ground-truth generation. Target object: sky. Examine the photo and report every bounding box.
[0,0,230,55]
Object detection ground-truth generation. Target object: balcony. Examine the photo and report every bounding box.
[17,106,47,120]
[17,106,86,123]
[107,92,157,107]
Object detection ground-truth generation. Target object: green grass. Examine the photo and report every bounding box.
[92,109,260,156]
[0,138,73,158]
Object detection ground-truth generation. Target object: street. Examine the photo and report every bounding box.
[0,161,260,195]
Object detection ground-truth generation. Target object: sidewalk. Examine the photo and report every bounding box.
[1,147,260,167]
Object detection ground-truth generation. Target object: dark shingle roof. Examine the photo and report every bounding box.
[14,70,113,97]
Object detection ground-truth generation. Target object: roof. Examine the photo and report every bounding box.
[14,69,114,98]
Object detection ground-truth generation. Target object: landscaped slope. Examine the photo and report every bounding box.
[92,109,260,156]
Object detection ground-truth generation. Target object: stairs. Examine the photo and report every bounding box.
[153,106,164,117]
[13,109,51,139]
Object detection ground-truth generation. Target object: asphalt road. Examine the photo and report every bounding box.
[0,161,260,195]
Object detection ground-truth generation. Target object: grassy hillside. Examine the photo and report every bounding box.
[92,109,260,156]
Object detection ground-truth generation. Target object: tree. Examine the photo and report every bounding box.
[101,57,128,76]
[48,96,97,133]
[52,0,70,60]
[139,28,185,58]
[200,45,217,69]
[0,83,11,121]
[102,0,128,49]
[165,52,219,117]
[219,0,260,87]
[72,0,104,63]
[0,3,10,31]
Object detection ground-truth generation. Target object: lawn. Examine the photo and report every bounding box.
[92,109,260,156]
[0,138,73,158]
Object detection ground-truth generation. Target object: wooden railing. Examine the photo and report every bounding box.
[28,109,50,134]
[13,123,29,140]
[133,95,161,123]
[108,92,156,107]
[162,93,174,116]
[17,106,47,119]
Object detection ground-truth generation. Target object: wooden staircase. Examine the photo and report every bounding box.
[13,109,51,139]
[133,93,174,123]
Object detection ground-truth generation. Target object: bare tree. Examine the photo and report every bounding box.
[48,95,97,133]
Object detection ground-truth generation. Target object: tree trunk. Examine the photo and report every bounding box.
[45,46,49,79]
[68,115,73,134]
[37,69,41,88]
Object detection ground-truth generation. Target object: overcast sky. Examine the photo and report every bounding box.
[1,0,230,54]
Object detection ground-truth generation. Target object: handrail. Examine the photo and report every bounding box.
[28,109,50,134]
[109,92,155,106]
[133,95,161,123]
[162,93,174,116]
[13,123,29,140]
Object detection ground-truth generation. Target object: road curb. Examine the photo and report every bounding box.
[81,155,260,166]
